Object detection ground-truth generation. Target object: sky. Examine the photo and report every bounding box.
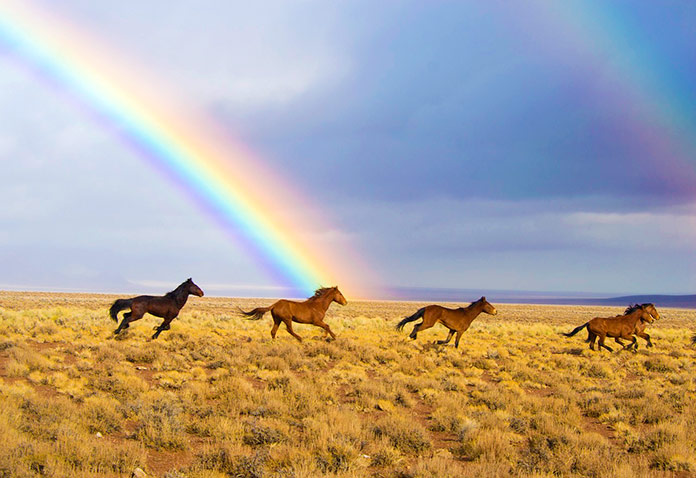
[1,1,695,298]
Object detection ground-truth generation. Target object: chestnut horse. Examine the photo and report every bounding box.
[563,303,658,352]
[396,297,498,348]
[239,286,347,341]
[625,303,660,348]
[110,278,204,339]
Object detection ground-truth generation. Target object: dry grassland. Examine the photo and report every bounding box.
[0,291,695,478]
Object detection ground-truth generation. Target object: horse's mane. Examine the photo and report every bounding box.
[624,303,653,314]
[311,287,335,299]
[165,279,190,299]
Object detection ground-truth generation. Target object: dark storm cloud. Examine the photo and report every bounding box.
[214,2,696,208]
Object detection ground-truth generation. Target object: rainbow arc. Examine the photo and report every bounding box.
[0,0,369,297]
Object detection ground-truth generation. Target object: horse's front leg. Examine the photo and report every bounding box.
[454,330,464,348]
[636,331,653,348]
[628,335,638,351]
[316,321,336,340]
[284,319,303,342]
[152,316,175,339]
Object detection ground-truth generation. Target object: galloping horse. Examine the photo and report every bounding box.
[110,278,204,339]
[563,303,658,352]
[625,303,661,348]
[396,297,498,348]
[239,286,347,341]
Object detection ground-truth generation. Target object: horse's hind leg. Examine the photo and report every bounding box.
[114,311,133,334]
[410,316,435,340]
[598,335,613,352]
[270,318,281,339]
[114,317,130,334]
[437,329,455,345]
[588,333,597,350]
[409,323,422,339]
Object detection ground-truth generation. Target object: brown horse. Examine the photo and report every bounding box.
[396,297,498,348]
[563,303,657,352]
[239,286,347,341]
[625,303,660,348]
[110,278,204,339]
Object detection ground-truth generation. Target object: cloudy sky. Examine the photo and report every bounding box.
[1,1,695,298]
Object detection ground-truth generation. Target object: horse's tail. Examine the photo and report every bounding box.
[396,308,426,331]
[238,306,272,321]
[563,322,589,337]
[109,298,133,322]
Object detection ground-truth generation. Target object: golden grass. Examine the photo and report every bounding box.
[0,291,695,477]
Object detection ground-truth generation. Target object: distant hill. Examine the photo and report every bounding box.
[387,287,696,309]
[590,295,696,309]
[496,294,696,309]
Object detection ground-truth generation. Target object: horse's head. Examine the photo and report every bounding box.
[186,278,205,297]
[479,296,497,316]
[638,304,655,324]
[331,286,347,306]
[643,303,660,321]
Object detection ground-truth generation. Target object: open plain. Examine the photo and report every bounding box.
[0,291,695,477]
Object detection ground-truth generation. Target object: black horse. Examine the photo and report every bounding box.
[110,278,204,339]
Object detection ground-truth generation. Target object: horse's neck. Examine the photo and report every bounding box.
[626,310,643,325]
[465,301,484,317]
[310,293,333,312]
[171,287,189,307]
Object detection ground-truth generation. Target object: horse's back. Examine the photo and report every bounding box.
[131,295,158,305]
[424,305,451,316]
[588,315,632,337]
[271,299,306,318]
[426,305,466,325]
[131,295,176,317]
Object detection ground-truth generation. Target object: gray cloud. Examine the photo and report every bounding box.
[1,1,695,295]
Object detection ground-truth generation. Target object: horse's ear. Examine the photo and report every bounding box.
[187,277,192,282]
[481,296,486,301]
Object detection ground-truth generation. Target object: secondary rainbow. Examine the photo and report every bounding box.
[0,1,366,296]
[535,1,696,189]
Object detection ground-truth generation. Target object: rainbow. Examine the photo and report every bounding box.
[530,1,696,190]
[0,0,370,297]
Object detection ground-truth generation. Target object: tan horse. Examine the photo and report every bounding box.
[239,286,347,341]
[563,303,658,352]
[396,297,498,348]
